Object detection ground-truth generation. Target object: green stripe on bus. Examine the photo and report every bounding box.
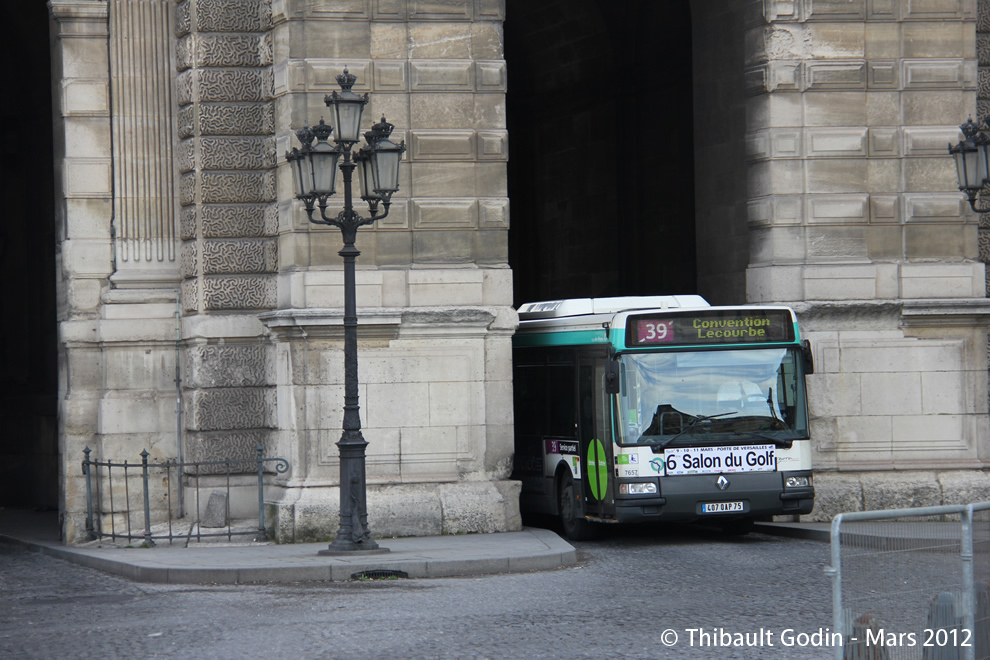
[513,330,610,348]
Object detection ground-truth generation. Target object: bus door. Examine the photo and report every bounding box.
[578,355,615,520]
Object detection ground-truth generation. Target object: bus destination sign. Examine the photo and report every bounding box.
[629,309,794,346]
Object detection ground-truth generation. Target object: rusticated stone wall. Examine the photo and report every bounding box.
[175,0,278,313]
[979,0,990,290]
[175,0,278,467]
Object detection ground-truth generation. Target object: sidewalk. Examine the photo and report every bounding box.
[0,509,837,585]
[0,508,578,585]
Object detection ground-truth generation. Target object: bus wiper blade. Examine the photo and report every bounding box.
[647,411,737,453]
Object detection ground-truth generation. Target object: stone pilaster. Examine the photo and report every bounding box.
[175,0,278,313]
[49,0,114,543]
[175,0,278,469]
[109,0,181,289]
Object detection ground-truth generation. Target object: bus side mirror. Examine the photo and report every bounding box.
[605,360,621,394]
[801,339,814,375]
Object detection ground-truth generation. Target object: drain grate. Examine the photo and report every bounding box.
[351,569,408,581]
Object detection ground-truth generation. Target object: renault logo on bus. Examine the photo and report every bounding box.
[716,475,730,491]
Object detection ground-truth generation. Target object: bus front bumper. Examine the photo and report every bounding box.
[612,471,814,523]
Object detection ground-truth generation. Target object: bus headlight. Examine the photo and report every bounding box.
[784,476,811,488]
[619,482,658,495]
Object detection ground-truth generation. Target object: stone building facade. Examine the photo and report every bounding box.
[42,0,990,543]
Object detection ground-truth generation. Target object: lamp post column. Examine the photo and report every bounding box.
[322,149,381,554]
[286,71,404,555]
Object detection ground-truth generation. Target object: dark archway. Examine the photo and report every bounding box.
[505,0,697,306]
[0,3,58,509]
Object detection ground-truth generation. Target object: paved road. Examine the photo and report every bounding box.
[1,525,834,659]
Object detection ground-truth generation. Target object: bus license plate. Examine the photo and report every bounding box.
[701,501,743,513]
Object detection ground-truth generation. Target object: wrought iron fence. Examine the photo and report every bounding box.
[827,502,990,660]
[81,446,289,545]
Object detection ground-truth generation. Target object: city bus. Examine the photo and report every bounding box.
[511,296,815,540]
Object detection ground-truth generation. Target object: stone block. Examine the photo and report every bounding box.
[806,226,870,260]
[366,382,431,428]
[867,61,898,89]
[861,471,943,511]
[804,92,866,126]
[807,195,869,224]
[473,229,508,264]
[409,24,472,59]
[806,472,864,521]
[200,490,228,528]
[866,91,900,126]
[835,415,893,464]
[482,268,513,307]
[868,225,903,259]
[370,60,407,92]
[65,158,112,198]
[370,23,407,59]
[472,22,504,60]
[806,23,865,57]
[410,93,474,128]
[840,338,964,374]
[747,264,805,302]
[438,481,510,534]
[902,90,969,126]
[804,265,876,300]
[901,22,972,59]
[189,387,274,432]
[905,225,969,261]
[410,60,474,90]
[98,393,171,435]
[891,414,966,449]
[805,128,868,157]
[865,23,899,59]
[937,471,990,508]
[806,61,867,90]
[750,226,807,264]
[408,268,484,304]
[747,160,804,197]
[367,485,444,536]
[861,372,922,416]
[376,231,413,266]
[806,160,867,194]
[412,229,476,264]
[65,198,113,240]
[429,381,482,426]
[810,372,863,417]
[920,371,968,415]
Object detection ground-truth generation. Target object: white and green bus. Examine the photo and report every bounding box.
[511,296,815,540]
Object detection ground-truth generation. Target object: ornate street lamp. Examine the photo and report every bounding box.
[285,69,405,554]
[948,117,990,213]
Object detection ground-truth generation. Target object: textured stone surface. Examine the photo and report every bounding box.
[201,489,228,527]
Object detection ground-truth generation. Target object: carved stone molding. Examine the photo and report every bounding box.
[186,343,271,388]
[189,386,274,431]
[201,238,277,274]
[184,429,274,473]
[202,274,277,309]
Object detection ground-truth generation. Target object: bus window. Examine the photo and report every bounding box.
[614,348,809,446]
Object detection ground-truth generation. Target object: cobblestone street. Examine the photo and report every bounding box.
[1,526,834,659]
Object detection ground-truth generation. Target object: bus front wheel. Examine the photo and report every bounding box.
[559,474,599,541]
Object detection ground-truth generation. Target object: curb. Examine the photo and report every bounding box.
[0,527,578,585]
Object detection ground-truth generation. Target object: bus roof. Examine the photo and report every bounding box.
[517,295,710,320]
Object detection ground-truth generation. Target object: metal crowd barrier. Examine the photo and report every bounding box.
[827,502,990,660]
[81,446,289,546]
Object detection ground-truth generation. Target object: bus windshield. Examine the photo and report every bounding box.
[615,348,809,447]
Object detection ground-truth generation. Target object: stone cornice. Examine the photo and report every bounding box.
[48,0,108,21]
[786,298,990,329]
